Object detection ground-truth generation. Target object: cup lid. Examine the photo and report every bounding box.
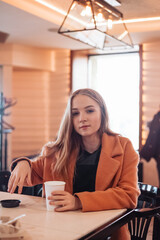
[0,199,21,208]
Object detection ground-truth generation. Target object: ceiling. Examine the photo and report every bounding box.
[0,0,160,50]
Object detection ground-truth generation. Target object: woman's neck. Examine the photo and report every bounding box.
[82,134,101,153]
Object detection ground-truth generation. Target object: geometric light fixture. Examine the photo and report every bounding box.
[58,0,133,49]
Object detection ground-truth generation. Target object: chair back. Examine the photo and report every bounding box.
[128,182,160,240]
[0,170,11,192]
[137,182,158,208]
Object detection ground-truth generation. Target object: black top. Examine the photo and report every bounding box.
[73,145,101,194]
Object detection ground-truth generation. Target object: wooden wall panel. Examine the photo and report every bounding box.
[141,42,160,186]
[141,42,160,146]
[12,70,49,157]
[48,50,71,141]
[11,49,71,159]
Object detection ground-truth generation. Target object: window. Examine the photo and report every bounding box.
[88,52,140,150]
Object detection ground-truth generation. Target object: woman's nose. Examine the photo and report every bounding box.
[79,112,87,122]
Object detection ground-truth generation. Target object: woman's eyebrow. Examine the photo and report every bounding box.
[72,105,94,111]
[85,105,94,109]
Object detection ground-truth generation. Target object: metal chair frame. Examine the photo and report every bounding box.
[128,182,160,240]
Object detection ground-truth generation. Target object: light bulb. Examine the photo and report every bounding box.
[80,9,86,16]
[80,5,92,17]
[107,18,113,29]
[97,12,104,22]
[85,5,92,16]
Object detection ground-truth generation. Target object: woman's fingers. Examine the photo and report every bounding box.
[8,177,18,194]
[51,200,71,212]
[26,172,32,186]
[17,178,25,194]
[8,161,32,194]
[8,173,25,194]
[51,191,67,196]
[54,205,69,212]
[8,172,18,193]
[47,191,81,211]
[49,200,65,206]
[48,191,67,201]
[8,175,14,192]
[48,191,67,207]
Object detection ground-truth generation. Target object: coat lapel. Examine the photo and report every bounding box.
[96,134,123,190]
[65,133,124,193]
[65,150,78,194]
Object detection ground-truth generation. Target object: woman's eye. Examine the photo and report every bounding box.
[72,112,79,117]
[87,109,94,113]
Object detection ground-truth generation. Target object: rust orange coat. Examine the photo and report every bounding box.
[12,133,140,240]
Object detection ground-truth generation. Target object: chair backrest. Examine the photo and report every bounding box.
[0,170,11,192]
[137,182,159,208]
[128,182,160,240]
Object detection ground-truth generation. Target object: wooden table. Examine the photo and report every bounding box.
[0,191,133,240]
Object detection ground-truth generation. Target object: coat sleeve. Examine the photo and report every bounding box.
[75,139,140,212]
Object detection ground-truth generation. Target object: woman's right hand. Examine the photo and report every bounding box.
[8,161,32,194]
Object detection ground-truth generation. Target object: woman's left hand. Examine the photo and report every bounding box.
[48,191,82,212]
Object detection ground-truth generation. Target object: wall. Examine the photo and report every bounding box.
[140,41,160,186]
[12,70,50,157]
[0,44,71,167]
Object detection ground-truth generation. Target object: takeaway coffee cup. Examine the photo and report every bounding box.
[44,181,66,211]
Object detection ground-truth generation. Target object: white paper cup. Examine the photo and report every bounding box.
[44,181,66,211]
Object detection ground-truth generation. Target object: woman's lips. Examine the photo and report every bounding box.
[80,125,90,129]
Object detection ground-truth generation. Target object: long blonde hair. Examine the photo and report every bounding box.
[43,88,116,178]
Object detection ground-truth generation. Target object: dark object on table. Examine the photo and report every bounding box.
[0,199,21,208]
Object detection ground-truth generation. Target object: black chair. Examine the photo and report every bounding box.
[128,182,160,240]
[0,170,11,192]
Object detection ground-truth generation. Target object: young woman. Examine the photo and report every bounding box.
[8,88,140,240]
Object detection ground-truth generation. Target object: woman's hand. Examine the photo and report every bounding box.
[48,191,82,212]
[8,161,32,194]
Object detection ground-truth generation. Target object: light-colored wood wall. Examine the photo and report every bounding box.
[140,42,160,186]
[141,43,160,144]
[0,44,71,166]
[48,50,71,141]
[12,70,50,157]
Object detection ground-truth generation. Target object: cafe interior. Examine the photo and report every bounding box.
[0,0,160,239]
